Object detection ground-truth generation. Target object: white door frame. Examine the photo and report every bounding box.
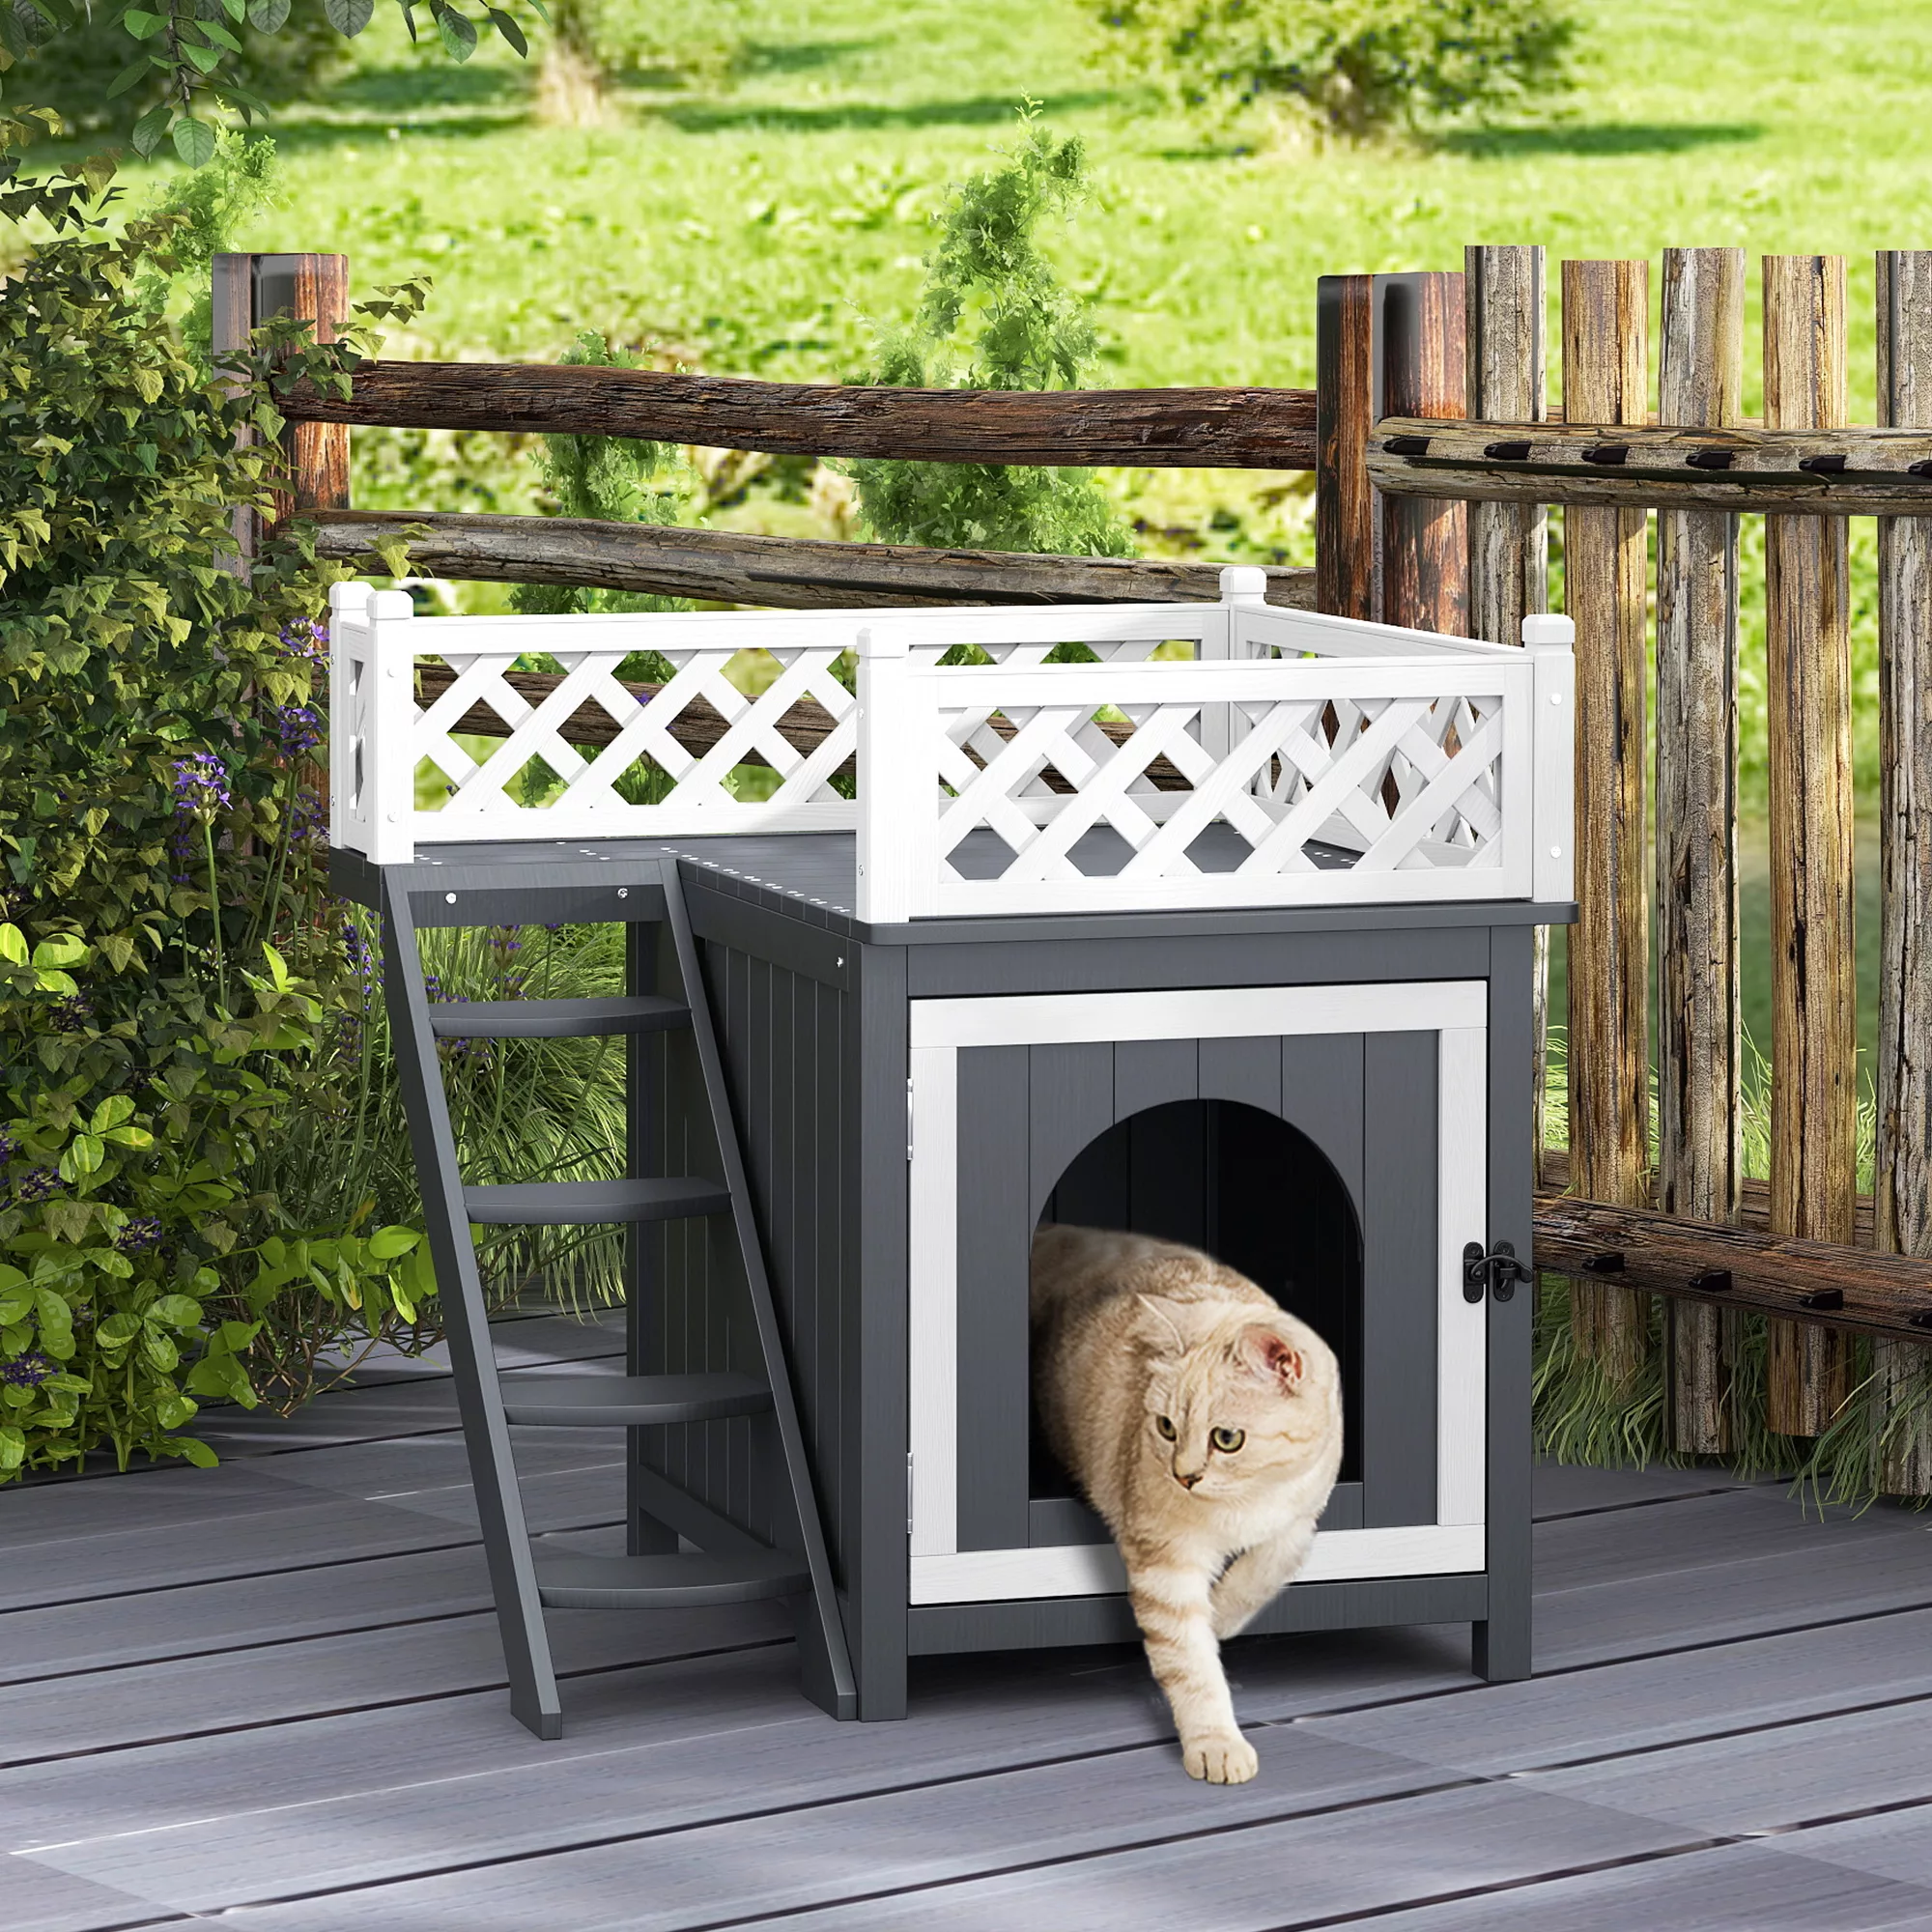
[907,980,1489,1606]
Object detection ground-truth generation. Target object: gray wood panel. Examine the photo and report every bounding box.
[1026,1040,1117,1221]
[0,1857,178,1932]
[954,1043,1033,1552]
[1532,1458,1756,1520]
[1112,1036,1197,1120]
[1360,1841,1932,1931]
[1362,1030,1438,1528]
[1198,1033,1282,1115]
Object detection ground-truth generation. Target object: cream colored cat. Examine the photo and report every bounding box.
[1030,1223,1343,1784]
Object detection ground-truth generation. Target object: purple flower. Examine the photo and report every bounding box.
[272,704,324,757]
[279,618,328,662]
[14,1167,61,1204]
[115,1216,163,1253]
[0,1127,18,1166]
[48,994,92,1034]
[172,753,232,823]
[0,1351,56,1388]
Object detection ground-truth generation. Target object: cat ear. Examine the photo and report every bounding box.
[1236,1323,1305,1393]
[1133,1294,1191,1359]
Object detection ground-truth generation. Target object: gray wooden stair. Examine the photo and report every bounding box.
[464,1177,731,1226]
[380,857,856,1742]
[500,1371,772,1428]
[534,1549,810,1610]
[429,994,691,1039]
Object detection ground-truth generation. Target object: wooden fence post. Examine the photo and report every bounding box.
[1763,254,1857,1438]
[1378,272,1467,634]
[1876,251,1932,1492]
[1464,245,1549,1171]
[1317,275,1376,622]
[211,252,353,556]
[1656,248,1746,1454]
[1561,258,1652,1384]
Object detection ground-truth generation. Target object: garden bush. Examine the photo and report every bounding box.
[1096,0,1580,138]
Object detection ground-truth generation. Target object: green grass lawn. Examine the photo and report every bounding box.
[97,0,1922,1097]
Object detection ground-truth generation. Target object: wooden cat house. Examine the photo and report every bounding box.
[328,568,1576,1736]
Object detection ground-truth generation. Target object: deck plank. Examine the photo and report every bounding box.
[1530,1459,1757,1519]
[0,1856,186,1932]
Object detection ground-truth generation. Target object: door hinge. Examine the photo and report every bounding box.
[906,1077,915,1161]
[906,1451,916,1534]
[1463,1239,1530,1304]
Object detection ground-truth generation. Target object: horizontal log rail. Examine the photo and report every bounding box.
[1534,1193,1932,1342]
[278,363,1319,469]
[414,664,1191,790]
[1371,416,1932,515]
[1538,1148,1877,1248]
[309,510,1318,612]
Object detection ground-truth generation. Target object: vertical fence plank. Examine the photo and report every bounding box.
[1317,275,1377,621]
[1561,258,1652,1384]
[1763,254,1857,1438]
[1465,246,1551,1172]
[1656,248,1746,1454]
[1875,251,1932,1492]
[1379,272,1468,634]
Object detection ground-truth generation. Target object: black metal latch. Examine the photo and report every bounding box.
[1463,1240,1530,1304]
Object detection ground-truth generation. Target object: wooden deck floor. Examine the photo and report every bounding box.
[10,1310,1932,1931]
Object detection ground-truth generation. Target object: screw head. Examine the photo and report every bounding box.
[1548,845,1562,859]
[617,888,628,898]
[445,893,457,903]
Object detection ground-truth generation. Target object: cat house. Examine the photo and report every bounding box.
[329,569,1575,1733]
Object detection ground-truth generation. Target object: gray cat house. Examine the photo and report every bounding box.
[328,568,1577,1734]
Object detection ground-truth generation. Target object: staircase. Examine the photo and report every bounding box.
[378,859,855,1738]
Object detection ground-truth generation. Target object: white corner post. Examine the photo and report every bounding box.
[365,586,419,867]
[1523,612,1576,903]
[1202,564,1271,762]
[855,623,918,924]
[327,579,372,856]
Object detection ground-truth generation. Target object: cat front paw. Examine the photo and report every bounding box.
[1181,1728,1259,1784]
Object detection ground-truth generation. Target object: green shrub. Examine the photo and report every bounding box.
[1097,0,1580,137]
[850,110,1133,559]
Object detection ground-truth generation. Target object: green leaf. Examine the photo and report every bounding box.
[195,16,242,51]
[219,0,246,19]
[31,934,85,969]
[129,103,171,156]
[0,924,25,966]
[485,6,526,56]
[172,115,216,166]
[180,39,223,72]
[90,1094,135,1133]
[175,1437,219,1467]
[102,1125,154,1148]
[122,7,164,36]
[150,1293,204,1329]
[96,1311,142,1347]
[434,3,477,59]
[0,1428,22,1473]
[105,55,152,98]
[322,0,374,33]
[368,1224,421,1261]
[142,1329,181,1372]
[245,0,288,25]
[58,1133,104,1180]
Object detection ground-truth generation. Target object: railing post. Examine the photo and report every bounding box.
[1763,254,1856,1440]
[1561,256,1652,1387]
[1875,250,1932,1493]
[1378,271,1469,636]
[365,587,419,868]
[1656,247,1747,1455]
[1317,275,1376,621]
[856,625,917,924]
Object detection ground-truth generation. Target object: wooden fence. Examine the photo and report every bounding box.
[225,240,1932,1492]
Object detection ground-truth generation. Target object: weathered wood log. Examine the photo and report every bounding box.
[1562,258,1652,1387]
[1368,417,1932,514]
[1764,254,1858,1437]
[1538,1148,1877,1246]
[1378,272,1467,633]
[1655,247,1746,1455]
[1534,1194,1932,1345]
[1876,249,1932,1492]
[412,663,1194,790]
[1463,246,1548,1172]
[276,361,1319,469]
[307,510,1318,612]
[1316,275,1376,621]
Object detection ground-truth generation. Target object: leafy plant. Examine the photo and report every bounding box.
[1096,0,1580,138]
[0,0,541,166]
[849,108,1134,560]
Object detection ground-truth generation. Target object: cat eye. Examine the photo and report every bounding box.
[1210,1426,1246,1453]
[1155,1414,1177,1440]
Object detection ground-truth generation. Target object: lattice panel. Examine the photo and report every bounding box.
[412,643,862,826]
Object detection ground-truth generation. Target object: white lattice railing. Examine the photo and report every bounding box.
[328,570,1574,922]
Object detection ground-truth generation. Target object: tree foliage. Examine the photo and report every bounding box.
[851,109,1133,559]
[1097,0,1579,136]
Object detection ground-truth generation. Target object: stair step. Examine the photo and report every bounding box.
[501,1372,772,1428]
[535,1549,810,1610]
[429,996,691,1040]
[466,1177,731,1226]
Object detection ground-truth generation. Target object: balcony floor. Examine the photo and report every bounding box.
[9,1308,1932,1931]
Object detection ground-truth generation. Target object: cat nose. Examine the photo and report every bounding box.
[1176,1469,1203,1490]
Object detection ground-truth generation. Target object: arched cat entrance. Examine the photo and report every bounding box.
[1033,1098,1363,1516]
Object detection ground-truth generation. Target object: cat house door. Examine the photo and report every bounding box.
[906,982,1490,1607]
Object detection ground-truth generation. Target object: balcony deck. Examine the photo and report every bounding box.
[9,1307,1932,1931]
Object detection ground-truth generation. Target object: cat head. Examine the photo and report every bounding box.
[1133,1294,1340,1502]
